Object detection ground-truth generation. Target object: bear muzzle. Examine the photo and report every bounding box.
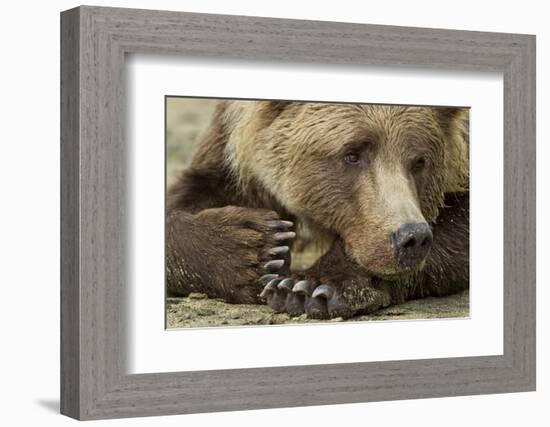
[390,222,433,270]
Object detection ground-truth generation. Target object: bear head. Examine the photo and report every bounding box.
[224,101,469,279]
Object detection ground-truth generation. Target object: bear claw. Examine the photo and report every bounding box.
[305,295,329,319]
[259,274,279,285]
[292,280,313,296]
[285,292,306,316]
[268,246,289,257]
[259,278,280,298]
[273,231,296,241]
[277,278,294,292]
[263,259,285,271]
[260,278,288,312]
[267,220,294,230]
[311,284,334,300]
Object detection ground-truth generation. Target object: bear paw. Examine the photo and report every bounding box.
[186,206,297,302]
[261,279,355,319]
[260,278,391,320]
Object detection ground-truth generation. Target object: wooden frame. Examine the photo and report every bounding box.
[60,5,536,420]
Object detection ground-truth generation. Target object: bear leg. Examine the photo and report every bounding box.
[167,206,295,304]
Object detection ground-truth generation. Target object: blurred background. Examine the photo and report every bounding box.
[166,97,217,186]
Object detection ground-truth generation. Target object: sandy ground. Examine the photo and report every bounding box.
[167,290,469,328]
[166,98,469,328]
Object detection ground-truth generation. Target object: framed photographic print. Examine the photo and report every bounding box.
[60,5,536,420]
[163,96,470,329]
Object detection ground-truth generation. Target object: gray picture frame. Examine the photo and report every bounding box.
[60,5,536,421]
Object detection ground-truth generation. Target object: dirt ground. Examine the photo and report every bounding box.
[166,290,469,328]
[165,98,470,329]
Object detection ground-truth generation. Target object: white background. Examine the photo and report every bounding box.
[0,0,547,426]
[128,57,503,373]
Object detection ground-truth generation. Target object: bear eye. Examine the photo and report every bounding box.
[411,157,426,173]
[344,151,361,165]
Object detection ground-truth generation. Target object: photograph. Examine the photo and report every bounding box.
[165,97,470,328]
[54,3,537,422]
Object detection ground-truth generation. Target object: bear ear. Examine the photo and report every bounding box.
[435,107,470,193]
[255,101,292,126]
[435,107,468,134]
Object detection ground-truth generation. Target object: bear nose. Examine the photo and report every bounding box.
[391,223,433,268]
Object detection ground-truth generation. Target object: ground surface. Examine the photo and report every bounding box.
[166,289,469,328]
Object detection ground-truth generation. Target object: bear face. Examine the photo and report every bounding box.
[224,101,468,279]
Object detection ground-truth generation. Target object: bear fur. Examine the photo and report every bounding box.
[166,101,469,319]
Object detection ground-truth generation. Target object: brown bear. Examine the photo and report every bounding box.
[166,100,469,319]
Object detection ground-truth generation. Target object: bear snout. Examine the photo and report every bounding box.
[390,223,433,269]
